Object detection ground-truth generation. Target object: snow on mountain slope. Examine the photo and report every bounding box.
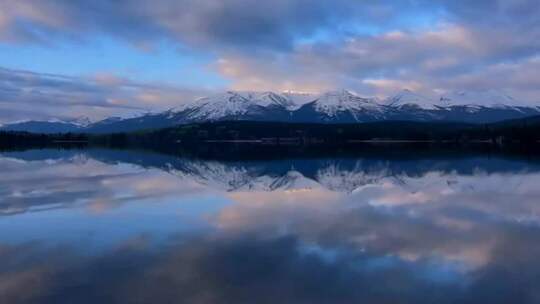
[243,91,298,109]
[175,91,300,121]
[169,89,389,123]
[64,116,92,127]
[439,90,520,108]
[3,89,539,134]
[311,90,383,117]
[180,91,253,121]
[282,92,318,108]
[93,116,124,125]
[385,89,440,110]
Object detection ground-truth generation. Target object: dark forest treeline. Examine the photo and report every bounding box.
[2,117,540,149]
[93,119,540,146]
[0,131,88,150]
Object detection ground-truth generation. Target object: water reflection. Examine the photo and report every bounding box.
[1,147,540,303]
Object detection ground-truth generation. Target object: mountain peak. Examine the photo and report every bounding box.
[324,88,355,95]
[440,90,518,108]
[2,89,539,134]
[242,91,298,109]
[385,90,439,110]
[309,90,383,118]
[65,116,92,127]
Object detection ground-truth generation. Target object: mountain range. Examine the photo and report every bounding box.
[2,148,539,195]
[2,89,539,134]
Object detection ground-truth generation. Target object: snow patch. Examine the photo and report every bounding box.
[384,89,440,110]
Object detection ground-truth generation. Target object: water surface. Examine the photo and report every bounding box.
[1,147,540,303]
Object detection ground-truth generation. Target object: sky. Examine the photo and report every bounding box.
[0,0,539,123]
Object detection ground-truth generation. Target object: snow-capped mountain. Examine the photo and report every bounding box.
[64,116,92,127]
[440,90,518,108]
[176,91,300,122]
[384,89,440,110]
[245,91,299,109]
[6,149,539,195]
[310,90,381,115]
[0,119,86,133]
[436,91,540,118]
[293,90,386,123]
[382,89,540,122]
[2,89,539,134]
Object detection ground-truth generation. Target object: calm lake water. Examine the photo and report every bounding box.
[1,147,540,303]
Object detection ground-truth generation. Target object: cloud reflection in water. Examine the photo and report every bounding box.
[0,148,540,303]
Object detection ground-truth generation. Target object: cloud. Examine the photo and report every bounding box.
[0,149,208,215]
[3,148,540,302]
[3,193,540,303]
[0,0,428,49]
[213,21,540,101]
[0,67,209,123]
[205,1,538,100]
[0,0,539,120]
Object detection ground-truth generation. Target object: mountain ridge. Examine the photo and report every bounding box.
[3,148,540,195]
[2,89,539,134]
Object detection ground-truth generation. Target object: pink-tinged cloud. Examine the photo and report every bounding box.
[0,0,539,121]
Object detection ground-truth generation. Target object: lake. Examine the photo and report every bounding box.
[1,146,540,303]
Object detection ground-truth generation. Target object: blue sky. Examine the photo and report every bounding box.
[0,0,539,122]
[0,38,228,87]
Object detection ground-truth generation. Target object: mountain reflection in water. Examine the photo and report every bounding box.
[1,146,540,303]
